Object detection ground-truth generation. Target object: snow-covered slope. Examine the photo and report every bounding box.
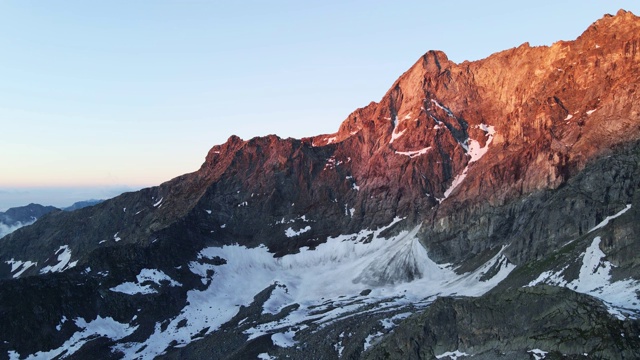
[13,217,515,359]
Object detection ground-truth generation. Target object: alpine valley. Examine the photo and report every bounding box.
[2,10,640,360]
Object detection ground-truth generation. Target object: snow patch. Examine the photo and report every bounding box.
[22,316,136,360]
[285,226,311,237]
[565,114,573,121]
[110,269,181,295]
[389,129,406,144]
[586,109,597,115]
[468,124,495,162]
[40,246,77,274]
[589,204,631,233]
[389,115,410,144]
[153,197,163,207]
[443,168,469,199]
[441,124,495,201]
[528,349,548,360]
[205,210,212,214]
[334,331,347,357]
[436,350,471,359]
[363,332,384,351]
[271,329,296,348]
[257,353,276,360]
[56,316,68,331]
[5,259,37,278]
[324,156,343,170]
[113,232,121,242]
[395,147,431,158]
[380,312,412,330]
[430,100,455,118]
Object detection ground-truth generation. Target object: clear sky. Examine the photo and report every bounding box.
[1,1,639,210]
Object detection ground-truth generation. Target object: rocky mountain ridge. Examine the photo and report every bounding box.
[0,203,58,239]
[0,200,104,239]
[0,9,639,360]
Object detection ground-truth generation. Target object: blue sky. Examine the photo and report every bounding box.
[1,1,639,209]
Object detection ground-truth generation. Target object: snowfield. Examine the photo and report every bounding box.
[110,217,514,359]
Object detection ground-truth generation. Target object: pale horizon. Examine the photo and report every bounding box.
[0,185,147,212]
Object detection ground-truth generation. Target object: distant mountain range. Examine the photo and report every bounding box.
[63,199,104,212]
[1,9,640,360]
[0,200,103,238]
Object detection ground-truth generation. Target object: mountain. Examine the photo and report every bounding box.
[0,200,102,239]
[0,203,59,239]
[63,199,104,212]
[1,9,640,360]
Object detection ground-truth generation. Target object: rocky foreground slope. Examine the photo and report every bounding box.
[1,9,640,360]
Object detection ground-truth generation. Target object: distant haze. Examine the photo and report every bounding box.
[0,186,143,212]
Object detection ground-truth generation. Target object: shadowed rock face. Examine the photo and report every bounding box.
[364,286,640,360]
[0,9,639,360]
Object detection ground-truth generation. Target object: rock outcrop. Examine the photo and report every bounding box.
[365,286,640,360]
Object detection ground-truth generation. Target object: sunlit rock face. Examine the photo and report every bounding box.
[1,10,640,360]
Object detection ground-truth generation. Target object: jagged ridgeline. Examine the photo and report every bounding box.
[1,9,640,360]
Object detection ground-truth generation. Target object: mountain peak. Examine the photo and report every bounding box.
[580,8,640,42]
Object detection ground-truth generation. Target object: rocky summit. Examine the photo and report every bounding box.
[1,9,640,360]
